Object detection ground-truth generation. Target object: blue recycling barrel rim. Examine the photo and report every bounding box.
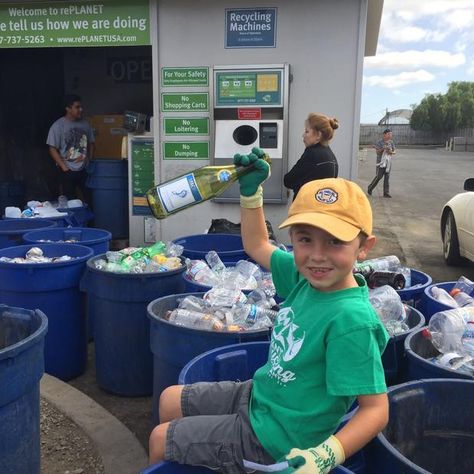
[374,378,474,473]
[23,227,112,246]
[0,243,93,269]
[0,219,57,233]
[85,254,186,280]
[404,325,474,380]
[147,291,271,336]
[396,268,432,298]
[172,233,247,260]
[0,305,48,361]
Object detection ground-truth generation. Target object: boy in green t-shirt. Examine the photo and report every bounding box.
[148,151,389,473]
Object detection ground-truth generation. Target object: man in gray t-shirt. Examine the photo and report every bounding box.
[367,128,396,198]
[46,94,95,200]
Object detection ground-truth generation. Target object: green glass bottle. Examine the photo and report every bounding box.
[146,156,270,219]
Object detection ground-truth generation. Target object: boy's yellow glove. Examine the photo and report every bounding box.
[233,147,270,208]
[279,436,345,474]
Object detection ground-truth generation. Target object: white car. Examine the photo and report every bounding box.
[441,178,474,264]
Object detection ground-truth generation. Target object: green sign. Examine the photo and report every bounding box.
[164,118,209,136]
[0,0,150,48]
[161,93,209,112]
[131,139,154,216]
[163,142,209,160]
[215,70,282,106]
[162,67,209,87]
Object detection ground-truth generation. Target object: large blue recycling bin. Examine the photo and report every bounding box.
[404,326,474,381]
[172,234,248,263]
[23,227,112,256]
[147,293,271,423]
[58,204,94,227]
[178,341,364,473]
[0,243,93,380]
[418,281,456,321]
[81,255,186,396]
[0,305,47,474]
[0,218,57,249]
[86,159,128,239]
[141,461,354,474]
[396,269,432,308]
[382,306,425,386]
[366,379,474,473]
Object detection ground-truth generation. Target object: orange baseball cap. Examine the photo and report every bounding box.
[279,178,373,241]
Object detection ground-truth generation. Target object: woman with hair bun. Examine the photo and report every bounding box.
[284,113,339,199]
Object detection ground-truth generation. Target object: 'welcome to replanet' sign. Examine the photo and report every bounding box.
[0,0,150,48]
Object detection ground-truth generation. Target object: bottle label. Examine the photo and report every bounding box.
[245,304,258,324]
[157,173,203,212]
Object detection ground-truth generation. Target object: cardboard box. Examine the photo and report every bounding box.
[88,114,128,159]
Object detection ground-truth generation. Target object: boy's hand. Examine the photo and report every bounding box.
[233,148,270,197]
[279,436,345,474]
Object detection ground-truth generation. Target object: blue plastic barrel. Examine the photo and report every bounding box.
[81,255,186,396]
[418,281,455,322]
[86,159,128,239]
[179,341,363,473]
[172,234,248,263]
[382,306,425,386]
[366,379,474,473]
[58,204,94,227]
[141,461,354,474]
[23,227,112,256]
[396,269,432,308]
[0,243,93,381]
[0,305,47,474]
[147,293,271,423]
[404,326,473,381]
[0,218,57,249]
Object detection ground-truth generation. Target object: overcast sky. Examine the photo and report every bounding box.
[360,0,474,124]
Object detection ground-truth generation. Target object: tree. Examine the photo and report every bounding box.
[410,81,474,132]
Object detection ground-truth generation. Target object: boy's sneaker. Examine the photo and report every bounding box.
[383,193,392,198]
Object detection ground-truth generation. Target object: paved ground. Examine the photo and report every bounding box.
[356,146,474,283]
[41,147,474,472]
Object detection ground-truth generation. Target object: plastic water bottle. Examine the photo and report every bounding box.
[369,285,407,325]
[430,286,458,308]
[355,255,401,273]
[428,307,474,356]
[451,289,474,308]
[166,309,225,331]
[185,259,220,286]
[399,266,412,287]
[205,250,226,275]
[229,303,278,328]
[203,287,247,308]
[57,195,68,208]
[451,276,474,296]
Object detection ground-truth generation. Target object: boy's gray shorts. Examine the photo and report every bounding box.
[165,380,275,473]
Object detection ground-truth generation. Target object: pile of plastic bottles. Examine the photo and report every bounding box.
[92,241,183,274]
[165,287,278,332]
[4,195,84,219]
[424,276,474,375]
[185,251,275,293]
[0,247,75,264]
[429,276,474,309]
[354,255,413,290]
[369,285,409,336]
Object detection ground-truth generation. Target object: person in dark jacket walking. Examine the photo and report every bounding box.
[284,113,339,200]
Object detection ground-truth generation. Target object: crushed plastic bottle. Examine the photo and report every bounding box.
[205,250,226,275]
[427,307,474,356]
[0,247,74,264]
[451,289,474,308]
[229,303,278,329]
[355,255,401,273]
[430,286,458,308]
[451,276,474,296]
[369,285,407,328]
[185,258,221,286]
[203,287,247,308]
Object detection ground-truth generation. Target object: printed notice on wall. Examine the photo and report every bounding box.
[0,0,149,48]
[225,8,277,48]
